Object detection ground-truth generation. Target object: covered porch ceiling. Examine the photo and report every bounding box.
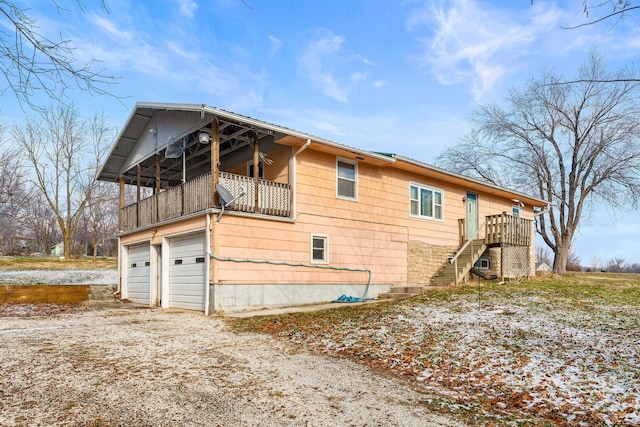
[97,104,288,188]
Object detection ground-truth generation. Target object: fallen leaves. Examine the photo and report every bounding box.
[230,276,640,426]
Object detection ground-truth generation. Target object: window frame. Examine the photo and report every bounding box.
[475,258,490,270]
[409,182,444,221]
[247,159,265,179]
[336,157,358,201]
[512,205,521,217]
[310,234,329,264]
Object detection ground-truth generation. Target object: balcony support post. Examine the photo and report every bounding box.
[119,176,125,231]
[155,153,161,223]
[253,132,259,213]
[211,119,220,208]
[136,164,141,227]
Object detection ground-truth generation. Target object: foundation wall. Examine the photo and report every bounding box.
[407,241,458,286]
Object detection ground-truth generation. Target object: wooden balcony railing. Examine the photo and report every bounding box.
[485,213,532,246]
[458,213,532,247]
[120,171,291,232]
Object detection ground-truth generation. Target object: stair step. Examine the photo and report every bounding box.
[388,286,425,294]
[378,292,421,300]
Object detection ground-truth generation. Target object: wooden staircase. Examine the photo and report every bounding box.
[431,239,487,285]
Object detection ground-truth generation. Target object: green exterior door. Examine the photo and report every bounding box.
[466,192,478,240]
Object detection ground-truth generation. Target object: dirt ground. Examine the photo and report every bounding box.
[0,304,465,427]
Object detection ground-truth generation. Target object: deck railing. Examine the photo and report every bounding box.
[458,213,532,247]
[120,171,291,232]
[485,213,532,246]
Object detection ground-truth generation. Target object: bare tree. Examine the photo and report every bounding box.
[21,192,61,256]
[12,104,113,258]
[437,51,640,274]
[590,256,604,272]
[0,1,117,110]
[83,112,118,260]
[566,249,583,272]
[0,127,31,253]
[606,257,626,272]
[536,246,552,266]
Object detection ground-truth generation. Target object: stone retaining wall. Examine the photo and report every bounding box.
[408,241,458,286]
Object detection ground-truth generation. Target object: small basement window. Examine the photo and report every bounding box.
[311,234,328,264]
[475,258,490,270]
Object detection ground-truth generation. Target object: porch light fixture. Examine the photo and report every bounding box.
[199,132,210,144]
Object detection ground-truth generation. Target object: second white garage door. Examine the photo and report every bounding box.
[168,233,206,311]
[127,243,151,305]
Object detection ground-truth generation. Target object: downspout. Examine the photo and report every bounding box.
[291,139,311,218]
[204,213,211,316]
[115,236,122,298]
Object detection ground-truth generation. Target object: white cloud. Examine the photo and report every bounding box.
[408,0,557,101]
[268,35,282,59]
[91,14,134,41]
[65,12,265,111]
[299,29,373,103]
[177,0,198,19]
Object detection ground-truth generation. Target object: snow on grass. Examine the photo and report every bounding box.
[232,276,640,425]
[0,269,117,285]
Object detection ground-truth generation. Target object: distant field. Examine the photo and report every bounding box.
[0,256,116,271]
[229,273,640,426]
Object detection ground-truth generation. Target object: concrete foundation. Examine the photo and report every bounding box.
[210,283,390,314]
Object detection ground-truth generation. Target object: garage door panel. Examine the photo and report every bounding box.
[168,233,206,311]
[127,244,150,305]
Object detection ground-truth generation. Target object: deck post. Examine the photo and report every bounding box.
[253,133,259,213]
[211,119,220,208]
[119,177,125,231]
[136,164,141,227]
[155,154,160,223]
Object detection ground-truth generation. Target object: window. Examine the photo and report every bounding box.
[410,183,443,220]
[512,205,521,217]
[475,258,490,270]
[311,234,328,264]
[247,160,264,179]
[337,158,357,200]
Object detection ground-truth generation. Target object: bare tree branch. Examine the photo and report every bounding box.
[0,1,119,110]
[436,50,640,274]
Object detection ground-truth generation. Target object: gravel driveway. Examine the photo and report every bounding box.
[0,305,464,426]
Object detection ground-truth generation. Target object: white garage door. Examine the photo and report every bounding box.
[169,233,206,311]
[127,243,151,305]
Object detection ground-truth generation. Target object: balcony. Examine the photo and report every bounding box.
[120,171,291,232]
[458,213,532,247]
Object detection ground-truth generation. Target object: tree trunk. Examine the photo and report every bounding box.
[63,233,72,259]
[553,244,569,274]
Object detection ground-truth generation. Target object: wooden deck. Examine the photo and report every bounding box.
[120,172,291,232]
[459,213,532,247]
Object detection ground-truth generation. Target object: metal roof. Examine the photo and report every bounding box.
[97,102,548,206]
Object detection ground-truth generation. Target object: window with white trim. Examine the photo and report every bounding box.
[311,234,328,264]
[512,205,521,217]
[337,158,357,200]
[475,258,490,270]
[410,183,443,220]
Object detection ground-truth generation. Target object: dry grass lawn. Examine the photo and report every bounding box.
[0,256,116,271]
[228,273,640,426]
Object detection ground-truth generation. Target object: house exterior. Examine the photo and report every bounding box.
[97,102,548,314]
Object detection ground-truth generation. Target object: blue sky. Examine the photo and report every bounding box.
[4,0,640,265]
